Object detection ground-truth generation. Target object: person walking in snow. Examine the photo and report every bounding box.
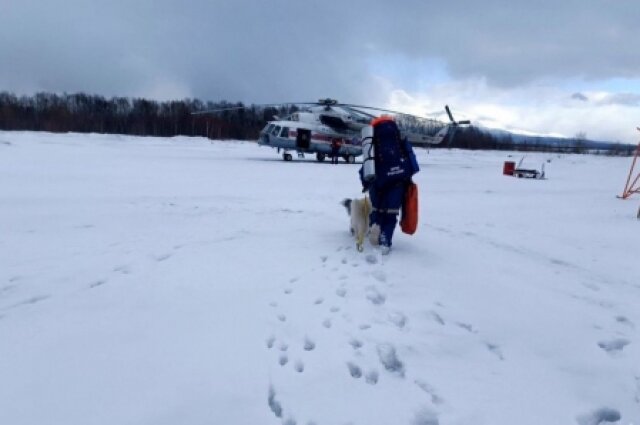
[331,138,342,164]
[359,116,419,254]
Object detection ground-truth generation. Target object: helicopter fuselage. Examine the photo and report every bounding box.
[258,118,363,162]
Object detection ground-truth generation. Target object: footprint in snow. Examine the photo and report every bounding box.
[1,285,16,296]
[582,282,600,292]
[359,323,372,330]
[389,312,407,328]
[269,301,278,308]
[303,338,316,351]
[614,315,634,328]
[322,319,332,328]
[154,253,172,262]
[75,224,95,229]
[365,254,378,264]
[279,354,289,366]
[330,306,340,313]
[9,295,50,309]
[366,286,386,305]
[415,379,444,405]
[284,288,293,294]
[485,342,505,360]
[294,361,304,373]
[89,279,107,288]
[377,344,405,377]
[365,370,379,385]
[456,322,475,333]
[266,336,275,349]
[277,314,287,322]
[429,311,446,326]
[113,265,131,274]
[289,277,299,283]
[349,338,363,350]
[576,407,621,425]
[336,288,347,297]
[279,342,288,351]
[268,386,283,418]
[597,338,630,354]
[413,408,440,425]
[314,297,324,305]
[347,362,362,378]
[371,270,386,283]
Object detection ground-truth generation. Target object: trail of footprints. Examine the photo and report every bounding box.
[265,248,639,424]
[265,248,445,424]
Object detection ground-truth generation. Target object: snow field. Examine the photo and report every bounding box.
[1,131,639,425]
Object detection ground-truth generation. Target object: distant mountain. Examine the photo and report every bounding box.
[472,125,635,153]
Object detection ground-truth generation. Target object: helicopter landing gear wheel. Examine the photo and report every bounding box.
[345,155,356,164]
[316,153,326,162]
[283,153,293,161]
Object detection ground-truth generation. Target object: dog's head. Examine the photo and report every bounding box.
[341,198,352,216]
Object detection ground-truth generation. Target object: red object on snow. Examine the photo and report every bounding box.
[503,161,516,176]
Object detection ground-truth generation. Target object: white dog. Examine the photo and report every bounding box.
[341,196,378,251]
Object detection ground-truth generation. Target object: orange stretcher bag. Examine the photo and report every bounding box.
[400,181,418,235]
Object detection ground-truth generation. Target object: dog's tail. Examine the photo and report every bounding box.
[341,198,352,216]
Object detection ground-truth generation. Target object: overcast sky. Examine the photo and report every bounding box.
[1,0,640,143]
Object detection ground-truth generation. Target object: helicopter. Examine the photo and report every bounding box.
[193,99,470,162]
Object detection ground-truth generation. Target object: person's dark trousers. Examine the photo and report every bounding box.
[368,183,405,247]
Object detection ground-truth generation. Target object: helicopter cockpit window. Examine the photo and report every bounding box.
[271,126,281,136]
[280,127,289,137]
[264,124,275,133]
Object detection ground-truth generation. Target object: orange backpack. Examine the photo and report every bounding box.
[400,182,419,235]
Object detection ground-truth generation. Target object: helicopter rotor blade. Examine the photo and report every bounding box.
[191,106,248,115]
[457,120,471,125]
[342,106,377,119]
[445,105,455,123]
[339,103,430,119]
[191,102,313,115]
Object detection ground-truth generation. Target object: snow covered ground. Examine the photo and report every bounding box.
[1,131,639,425]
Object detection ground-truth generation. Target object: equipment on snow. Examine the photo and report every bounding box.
[369,117,419,187]
[361,125,376,182]
[400,181,419,235]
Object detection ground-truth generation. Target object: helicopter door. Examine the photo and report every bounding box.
[296,128,311,150]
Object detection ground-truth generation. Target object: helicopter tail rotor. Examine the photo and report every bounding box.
[444,105,471,126]
[441,105,471,147]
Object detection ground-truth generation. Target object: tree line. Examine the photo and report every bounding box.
[0,92,298,139]
[447,126,636,155]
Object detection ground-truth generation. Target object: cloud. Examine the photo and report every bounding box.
[598,93,640,106]
[2,1,640,97]
[1,0,639,142]
[571,93,589,102]
[385,79,640,143]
